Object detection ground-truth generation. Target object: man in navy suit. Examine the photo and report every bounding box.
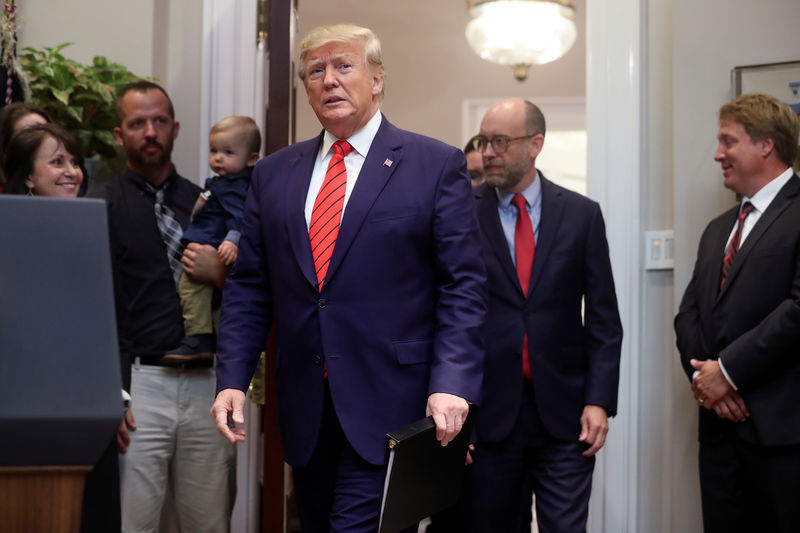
[462,98,622,533]
[210,23,486,532]
[675,93,800,533]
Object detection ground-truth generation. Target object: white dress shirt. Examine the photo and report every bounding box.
[304,110,383,228]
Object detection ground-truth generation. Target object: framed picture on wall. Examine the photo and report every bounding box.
[732,60,800,113]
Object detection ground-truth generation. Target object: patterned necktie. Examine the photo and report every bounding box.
[720,201,754,287]
[310,140,352,290]
[512,193,535,380]
[150,184,185,287]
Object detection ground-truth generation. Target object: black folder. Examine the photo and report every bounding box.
[378,409,474,533]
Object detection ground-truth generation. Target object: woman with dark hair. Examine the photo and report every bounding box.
[0,102,50,190]
[3,123,84,197]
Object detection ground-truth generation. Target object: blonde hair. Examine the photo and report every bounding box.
[297,23,384,90]
[720,92,799,167]
[210,115,261,154]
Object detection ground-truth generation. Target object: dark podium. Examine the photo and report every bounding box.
[0,196,122,532]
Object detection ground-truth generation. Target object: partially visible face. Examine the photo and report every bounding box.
[466,150,485,188]
[115,89,179,172]
[13,112,47,136]
[714,120,766,197]
[209,129,257,177]
[25,135,83,198]
[479,101,538,193]
[303,40,383,139]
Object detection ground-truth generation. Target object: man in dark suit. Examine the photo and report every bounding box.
[210,23,486,532]
[675,92,800,533]
[462,98,622,533]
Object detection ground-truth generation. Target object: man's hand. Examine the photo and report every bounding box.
[182,242,228,288]
[117,408,137,453]
[217,240,239,265]
[210,388,247,443]
[711,390,750,422]
[690,359,732,408]
[426,392,469,446]
[579,405,608,457]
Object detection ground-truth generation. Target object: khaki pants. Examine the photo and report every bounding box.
[120,364,236,532]
[178,271,214,336]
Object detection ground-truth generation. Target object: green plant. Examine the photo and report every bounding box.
[17,43,144,160]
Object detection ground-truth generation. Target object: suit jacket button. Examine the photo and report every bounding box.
[318,298,327,309]
[312,355,322,366]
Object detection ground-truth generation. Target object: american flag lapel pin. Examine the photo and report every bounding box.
[383,158,393,167]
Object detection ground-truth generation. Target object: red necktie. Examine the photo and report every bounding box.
[310,140,352,290]
[512,194,535,380]
[720,201,754,287]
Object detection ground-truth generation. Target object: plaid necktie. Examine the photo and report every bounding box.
[148,183,184,287]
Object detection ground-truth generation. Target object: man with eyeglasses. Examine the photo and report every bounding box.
[461,98,622,533]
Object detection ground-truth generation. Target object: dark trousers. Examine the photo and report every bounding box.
[462,384,594,533]
[79,436,121,533]
[292,382,417,533]
[699,433,800,533]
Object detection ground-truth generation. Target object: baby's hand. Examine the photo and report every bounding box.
[217,240,239,265]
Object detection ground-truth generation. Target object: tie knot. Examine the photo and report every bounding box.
[333,140,352,158]
[740,201,754,218]
[511,193,527,212]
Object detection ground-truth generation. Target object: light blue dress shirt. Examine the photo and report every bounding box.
[495,172,542,266]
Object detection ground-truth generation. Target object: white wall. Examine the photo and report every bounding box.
[17,0,205,184]
[294,0,586,147]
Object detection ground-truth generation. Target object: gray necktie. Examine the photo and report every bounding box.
[149,184,184,286]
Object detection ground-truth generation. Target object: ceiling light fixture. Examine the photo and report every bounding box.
[465,0,577,81]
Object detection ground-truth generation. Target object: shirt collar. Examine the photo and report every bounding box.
[321,109,382,158]
[124,166,179,198]
[743,166,793,213]
[495,170,542,210]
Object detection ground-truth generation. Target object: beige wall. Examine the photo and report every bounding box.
[17,0,204,183]
[17,1,156,76]
[294,0,586,147]
[666,1,800,531]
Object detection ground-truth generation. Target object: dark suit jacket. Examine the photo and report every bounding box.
[675,174,800,446]
[473,175,622,443]
[215,116,487,466]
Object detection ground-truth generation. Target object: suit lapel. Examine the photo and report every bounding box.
[322,118,403,288]
[286,134,323,290]
[476,186,521,293]
[717,175,800,301]
[529,175,564,295]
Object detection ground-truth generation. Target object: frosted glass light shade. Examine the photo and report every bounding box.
[466,0,577,81]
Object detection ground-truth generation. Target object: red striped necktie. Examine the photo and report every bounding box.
[512,193,535,380]
[309,140,352,290]
[720,201,754,287]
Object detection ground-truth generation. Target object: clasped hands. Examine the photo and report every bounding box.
[690,359,750,422]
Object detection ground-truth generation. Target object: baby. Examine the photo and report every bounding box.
[166,115,261,358]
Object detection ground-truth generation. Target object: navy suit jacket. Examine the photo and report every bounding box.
[473,175,622,442]
[216,116,487,466]
[675,174,800,446]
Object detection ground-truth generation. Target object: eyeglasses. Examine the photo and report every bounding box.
[468,134,534,154]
